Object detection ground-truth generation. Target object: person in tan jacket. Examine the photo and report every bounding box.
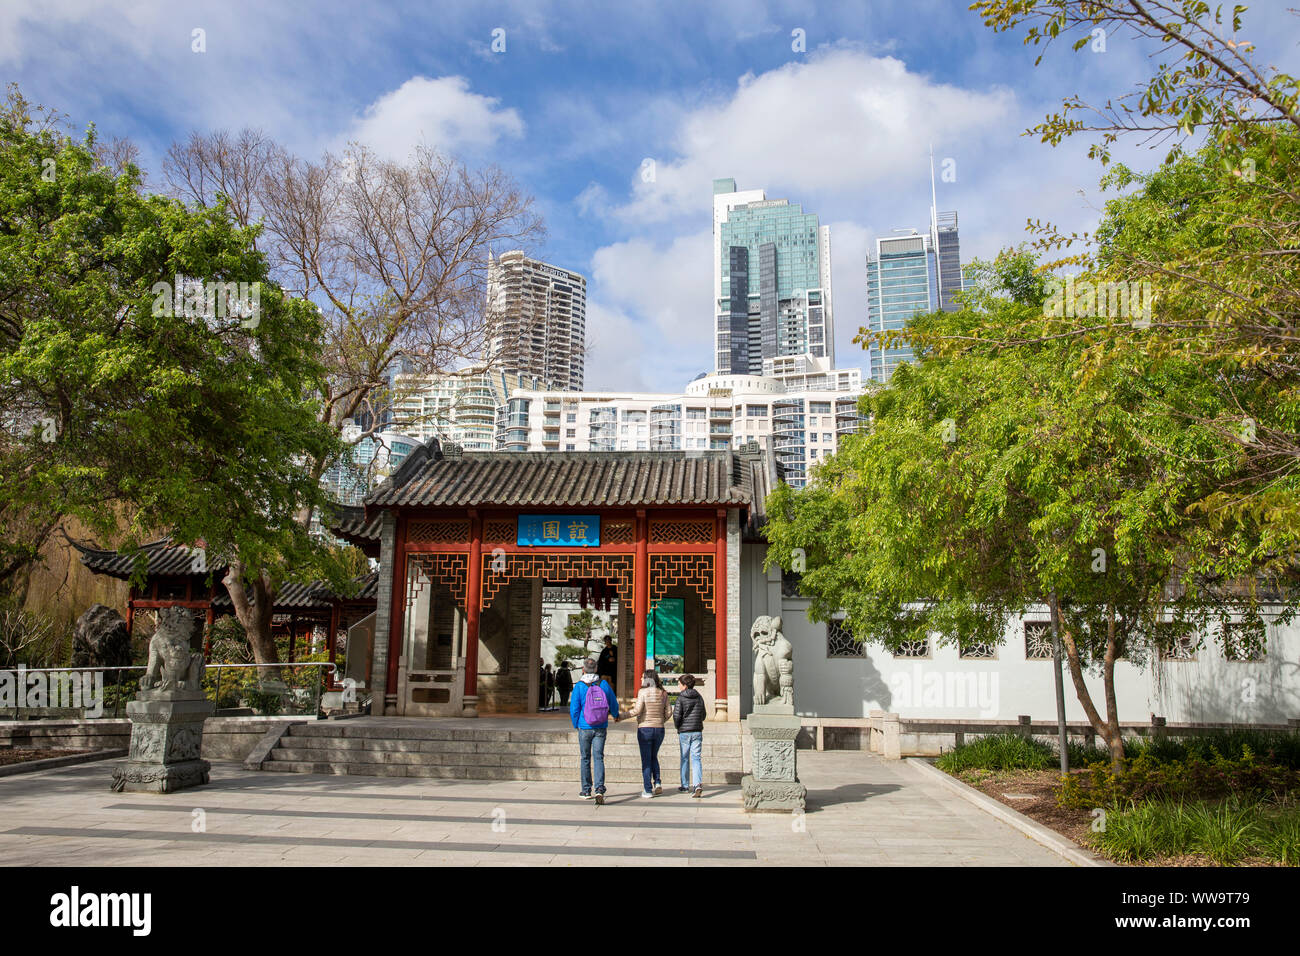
[630,670,672,797]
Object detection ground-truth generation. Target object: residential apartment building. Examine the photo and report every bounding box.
[392,366,541,452]
[486,250,587,391]
[498,372,864,488]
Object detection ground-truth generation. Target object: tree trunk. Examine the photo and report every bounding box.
[1055,600,1125,774]
[223,560,280,682]
[1103,604,1124,774]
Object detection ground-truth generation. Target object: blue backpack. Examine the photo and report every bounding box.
[581,681,610,724]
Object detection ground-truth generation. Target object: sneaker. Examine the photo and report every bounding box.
[579,792,594,800]
[677,786,689,793]
[654,784,662,795]
[692,786,703,798]
[641,791,653,799]
[595,791,605,805]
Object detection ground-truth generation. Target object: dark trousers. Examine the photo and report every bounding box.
[637,726,665,792]
[559,687,571,706]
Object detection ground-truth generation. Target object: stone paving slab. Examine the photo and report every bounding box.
[0,750,1072,866]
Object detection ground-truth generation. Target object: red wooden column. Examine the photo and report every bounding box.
[462,509,482,717]
[634,508,649,690]
[714,508,728,720]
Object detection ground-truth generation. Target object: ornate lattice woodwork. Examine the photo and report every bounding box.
[482,520,515,542]
[603,520,634,544]
[826,620,865,658]
[406,519,470,543]
[407,553,469,610]
[479,554,635,610]
[649,553,715,612]
[649,519,714,544]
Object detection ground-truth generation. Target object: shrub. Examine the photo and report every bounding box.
[936,733,1055,772]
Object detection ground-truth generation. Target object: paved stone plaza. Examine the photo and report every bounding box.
[0,750,1069,866]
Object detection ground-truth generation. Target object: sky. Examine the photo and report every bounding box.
[4,0,1298,390]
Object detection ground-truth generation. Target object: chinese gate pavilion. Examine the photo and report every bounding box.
[355,442,771,719]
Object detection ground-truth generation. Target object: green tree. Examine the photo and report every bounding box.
[0,86,342,667]
[563,609,615,659]
[770,253,1283,772]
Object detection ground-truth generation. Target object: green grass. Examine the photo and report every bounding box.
[1091,797,1299,865]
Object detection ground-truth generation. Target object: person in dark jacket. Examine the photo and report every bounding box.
[555,661,573,707]
[673,673,707,797]
[596,636,617,686]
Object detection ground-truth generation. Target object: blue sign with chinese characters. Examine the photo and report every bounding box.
[516,514,601,547]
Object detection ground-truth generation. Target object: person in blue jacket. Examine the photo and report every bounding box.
[570,658,620,803]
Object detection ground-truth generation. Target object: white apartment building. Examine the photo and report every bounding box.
[498,371,865,487]
[392,366,541,452]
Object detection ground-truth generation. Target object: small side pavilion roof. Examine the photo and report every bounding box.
[70,537,222,580]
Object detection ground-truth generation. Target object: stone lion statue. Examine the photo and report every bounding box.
[751,615,793,707]
[140,606,205,693]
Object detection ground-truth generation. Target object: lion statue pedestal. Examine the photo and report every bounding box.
[111,606,214,794]
[741,616,807,812]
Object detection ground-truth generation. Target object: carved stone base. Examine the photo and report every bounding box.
[741,775,807,811]
[743,709,804,812]
[111,759,211,793]
[111,693,214,793]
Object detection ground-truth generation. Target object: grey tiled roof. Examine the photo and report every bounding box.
[72,538,225,580]
[365,448,756,509]
[326,505,382,555]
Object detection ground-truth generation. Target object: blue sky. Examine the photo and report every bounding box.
[5,1,1297,389]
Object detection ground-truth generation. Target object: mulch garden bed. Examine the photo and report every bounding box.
[0,748,88,767]
[947,767,1284,867]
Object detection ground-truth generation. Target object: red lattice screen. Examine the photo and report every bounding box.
[649,553,716,611]
[407,519,470,543]
[479,554,635,610]
[406,553,469,610]
[649,519,714,544]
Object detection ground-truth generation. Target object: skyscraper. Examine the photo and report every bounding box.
[712,178,834,381]
[486,251,587,391]
[865,159,963,383]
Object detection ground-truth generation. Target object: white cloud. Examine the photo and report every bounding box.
[341,76,524,160]
[585,231,713,390]
[618,46,1015,223]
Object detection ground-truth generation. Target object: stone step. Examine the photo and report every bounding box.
[286,723,741,744]
[260,759,738,785]
[266,746,738,772]
[277,735,740,757]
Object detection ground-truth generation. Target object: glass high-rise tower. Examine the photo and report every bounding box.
[712,178,834,380]
[866,159,963,383]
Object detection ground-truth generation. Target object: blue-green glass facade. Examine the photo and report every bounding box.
[866,234,936,382]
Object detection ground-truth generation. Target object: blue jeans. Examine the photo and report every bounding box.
[578,727,607,794]
[637,727,665,792]
[679,730,703,788]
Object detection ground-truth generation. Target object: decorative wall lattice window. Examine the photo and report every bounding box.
[1222,623,1266,662]
[959,641,996,660]
[1157,626,1199,661]
[892,639,930,659]
[1024,621,1054,660]
[826,620,865,658]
